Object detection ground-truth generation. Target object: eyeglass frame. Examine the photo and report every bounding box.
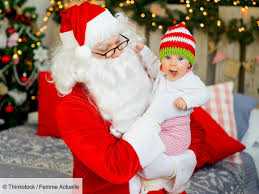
[92,34,129,58]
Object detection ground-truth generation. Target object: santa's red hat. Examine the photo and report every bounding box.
[59,1,121,59]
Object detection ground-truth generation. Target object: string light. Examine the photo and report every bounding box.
[257,20,259,27]
[141,13,145,18]
[152,22,156,26]
[130,0,134,5]
[126,0,130,5]
[17,50,22,55]
[253,2,256,5]
[101,4,105,8]
[18,38,22,43]
[186,4,190,8]
[189,9,193,13]
[238,27,245,32]
[13,54,18,59]
[37,42,41,46]
[233,1,237,5]
[185,16,190,20]
[31,96,36,100]
[31,44,35,48]
[43,16,48,22]
[158,25,163,29]
[200,7,204,11]
[200,23,204,27]
[0,9,2,14]
[217,20,221,27]
[182,21,186,25]
[152,13,156,18]
[203,11,207,16]
[119,3,124,7]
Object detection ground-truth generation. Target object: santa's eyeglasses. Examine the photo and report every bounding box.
[92,34,129,58]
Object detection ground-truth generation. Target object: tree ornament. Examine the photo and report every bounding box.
[0,82,8,96]
[1,55,11,64]
[25,59,33,70]
[0,32,7,48]
[8,89,27,105]
[22,37,27,42]
[7,28,15,34]
[7,32,19,47]
[5,104,14,113]
[13,54,19,65]
[33,46,48,63]
[20,75,28,83]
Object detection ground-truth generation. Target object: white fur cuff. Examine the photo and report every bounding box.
[122,112,165,167]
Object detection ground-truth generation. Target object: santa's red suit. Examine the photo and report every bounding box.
[56,83,202,194]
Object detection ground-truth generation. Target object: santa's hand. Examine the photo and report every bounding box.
[174,97,187,110]
[138,152,176,179]
[135,42,145,53]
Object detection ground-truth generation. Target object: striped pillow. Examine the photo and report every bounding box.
[202,82,242,164]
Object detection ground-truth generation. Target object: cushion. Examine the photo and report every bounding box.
[37,71,61,137]
[202,81,241,163]
[189,107,246,170]
[233,93,259,141]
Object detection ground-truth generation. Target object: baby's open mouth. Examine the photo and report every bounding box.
[169,70,177,76]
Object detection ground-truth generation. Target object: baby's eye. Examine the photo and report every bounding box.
[178,57,183,61]
[166,56,171,60]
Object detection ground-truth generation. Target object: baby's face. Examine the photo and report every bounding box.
[161,55,190,81]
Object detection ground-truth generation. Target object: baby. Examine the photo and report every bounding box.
[140,23,210,193]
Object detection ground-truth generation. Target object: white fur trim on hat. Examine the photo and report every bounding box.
[85,9,123,48]
[75,45,91,60]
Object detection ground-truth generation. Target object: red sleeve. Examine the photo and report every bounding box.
[56,95,142,184]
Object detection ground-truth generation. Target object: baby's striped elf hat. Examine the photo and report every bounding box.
[159,23,196,65]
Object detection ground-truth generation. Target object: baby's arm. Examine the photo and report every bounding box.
[180,73,210,109]
[137,44,161,81]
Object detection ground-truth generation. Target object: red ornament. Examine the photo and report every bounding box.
[1,55,11,64]
[6,9,11,14]
[5,105,14,113]
[7,28,15,34]
[22,37,27,42]
[20,76,28,83]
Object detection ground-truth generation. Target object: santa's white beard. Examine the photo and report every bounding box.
[83,47,152,137]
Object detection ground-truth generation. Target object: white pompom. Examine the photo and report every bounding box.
[75,45,91,60]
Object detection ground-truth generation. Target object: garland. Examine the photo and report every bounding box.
[46,0,259,46]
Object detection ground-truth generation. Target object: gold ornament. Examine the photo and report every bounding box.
[0,82,8,96]
[25,59,33,71]
[224,59,241,79]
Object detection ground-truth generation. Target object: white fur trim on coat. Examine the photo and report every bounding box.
[122,112,165,167]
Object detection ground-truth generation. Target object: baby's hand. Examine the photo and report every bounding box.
[135,42,145,53]
[174,97,187,110]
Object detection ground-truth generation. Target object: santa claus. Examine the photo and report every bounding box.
[52,1,197,194]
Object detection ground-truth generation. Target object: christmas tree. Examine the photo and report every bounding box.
[0,0,48,130]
